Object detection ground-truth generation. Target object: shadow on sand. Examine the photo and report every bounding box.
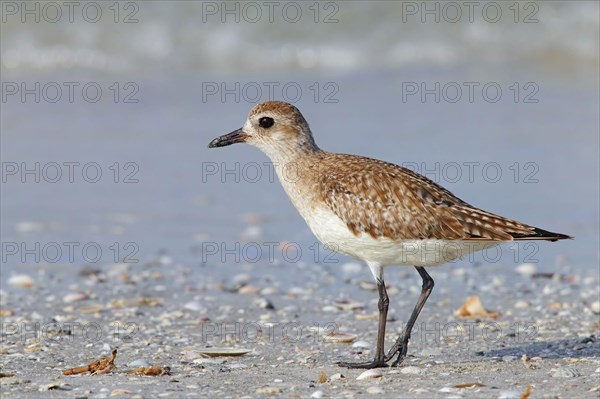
[484,336,599,359]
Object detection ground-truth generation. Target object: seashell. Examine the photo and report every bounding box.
[366,386,384,394]
[324,332,357,343]
[335,300,365,311]
[356,369,382,380]
[352,341,371,349]
[63,292,89,303]
[195,348,251,357]
[184,301,204,311]
[8,274,33,288]
[454,295,499,319]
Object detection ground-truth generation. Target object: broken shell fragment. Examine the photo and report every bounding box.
[8,274,34,288]
[454,295,499,319]
[324,332,357,343]
[194,348,251,357]
[356,369,382,380]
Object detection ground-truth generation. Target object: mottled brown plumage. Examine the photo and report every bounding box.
[316,153,568,242]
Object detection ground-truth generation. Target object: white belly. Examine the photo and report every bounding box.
[304,206,501,267]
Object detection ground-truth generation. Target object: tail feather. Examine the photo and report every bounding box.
[510,227,572,242]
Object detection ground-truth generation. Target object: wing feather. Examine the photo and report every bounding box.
[317,154,568,241]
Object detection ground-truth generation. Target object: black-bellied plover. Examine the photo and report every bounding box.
[208,101,571,369]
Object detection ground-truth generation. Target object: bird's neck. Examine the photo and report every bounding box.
[260,140,325,213]
[260,134,322,166]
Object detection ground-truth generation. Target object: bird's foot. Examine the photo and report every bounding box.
[390,353,406,367]
[337,358,388,369]
[385,339,408,366]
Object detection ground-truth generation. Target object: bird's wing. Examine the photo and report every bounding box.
[318,154,547,241]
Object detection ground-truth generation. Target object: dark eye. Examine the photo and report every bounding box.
[259,117,274,129]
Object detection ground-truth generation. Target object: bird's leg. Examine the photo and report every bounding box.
[385,266,434,366]
[338,280,389,369]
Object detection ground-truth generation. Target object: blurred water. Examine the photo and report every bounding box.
[1,1,598,74]
[1,1,598,281]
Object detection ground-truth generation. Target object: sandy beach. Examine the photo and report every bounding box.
[1,2,599,398]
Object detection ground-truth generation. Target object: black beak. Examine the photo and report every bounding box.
[208,128,247,148]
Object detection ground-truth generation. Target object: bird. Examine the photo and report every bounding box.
[208,101,571,369]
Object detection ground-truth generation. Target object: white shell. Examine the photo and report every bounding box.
[324,333,357,343]
[8,274,34,288]
[356,369,382,380]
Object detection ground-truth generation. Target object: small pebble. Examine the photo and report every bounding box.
[238,285,261,295]
[514,300,529,309]
[552,366,581,378]
[590,301,600,315]
[497,390,520,399]
[583,276,596,285]
[63,292,89,303]
[409,388,430,394]
[255,298,275,310]
[516,263,537,276]
[355,313,377,320]
[232,273,252,287]
[158,255,172,265]
[281,305,299,313]
[128,359,151,367]
[310,390,324,398]
[400,366,422,375]
[420,347,441,357]
[240,226,262,240]
[359,281,378,291]
[352,341,371,349]
[8,274,34,288]
[79,303,104,314]
[256,386,280,394]
[330,373,346,381]
[15,221,44,233]
[260,287,278,295]
[543,285,556,295]
[342,262,362,274]
[366,386,384,394]
[38,383,61,391]
[453,268,467,277]
[438,387,458,393]
[242,212,264,224]
[192,358,225,365]
[0,309,13,317]
[184,301,203,311]
[335,300,365,311]
[288,287,309,297]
